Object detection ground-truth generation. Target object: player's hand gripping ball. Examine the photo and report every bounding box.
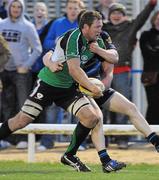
[79,78,105,98]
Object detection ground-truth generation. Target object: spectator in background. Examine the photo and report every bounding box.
[95,0,116,23]
[0,0,42,148]
[32,2,56,151]
[0,34,10,149]
[140,11,159,125]
[32,2,51,83]
[103,0,157,149]
[43,0,84,50]
[0,0,30,21]
[0,0,7,19]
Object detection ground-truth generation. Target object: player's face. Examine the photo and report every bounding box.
[86,19,103,42]
[109,10,125,25]
[10,1,22,21]
[66,2,81,22]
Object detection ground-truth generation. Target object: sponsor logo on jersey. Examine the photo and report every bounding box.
[35,93,44,100]
[81,55,88,64]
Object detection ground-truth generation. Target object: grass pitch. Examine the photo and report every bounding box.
[0,161,158,180]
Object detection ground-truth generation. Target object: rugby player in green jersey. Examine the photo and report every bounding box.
[43,10,159,172]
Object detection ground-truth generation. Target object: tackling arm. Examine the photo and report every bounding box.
[89,42,119,64]
[43,50,63,72]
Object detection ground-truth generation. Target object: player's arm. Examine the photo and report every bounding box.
[43,50,63,72]
[101,61,114,89]
[67,58,103,97]
[89,42,119,64]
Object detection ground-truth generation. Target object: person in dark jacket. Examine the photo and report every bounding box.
[140,11,159,124]
[102,0,157,149]
[0,0,7,19]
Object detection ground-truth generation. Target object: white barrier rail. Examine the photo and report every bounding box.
[2,124,159,162]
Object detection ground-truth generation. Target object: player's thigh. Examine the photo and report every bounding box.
[108,91,134,114]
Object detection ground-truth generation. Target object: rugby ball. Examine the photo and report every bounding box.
[79,77,105,97]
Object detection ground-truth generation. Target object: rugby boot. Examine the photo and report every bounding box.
[61,154,91,172]
[102,159,126,173]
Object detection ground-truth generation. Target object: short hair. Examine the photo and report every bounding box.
[66,0,85,9]
[151,11,159,28]
[79,10,102,29]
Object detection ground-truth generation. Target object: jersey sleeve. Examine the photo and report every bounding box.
[101,31,116,50]
[65,30,81,60]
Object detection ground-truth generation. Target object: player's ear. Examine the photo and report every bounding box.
[83,24,89,30]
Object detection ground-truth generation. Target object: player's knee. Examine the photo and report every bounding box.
[86,112,100,128]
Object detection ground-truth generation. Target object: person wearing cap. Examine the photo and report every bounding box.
[103,0,157,149]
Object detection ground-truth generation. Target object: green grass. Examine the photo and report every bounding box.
[0,161,158,180]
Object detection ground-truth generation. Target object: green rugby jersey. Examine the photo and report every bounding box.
[38,28,106,88]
